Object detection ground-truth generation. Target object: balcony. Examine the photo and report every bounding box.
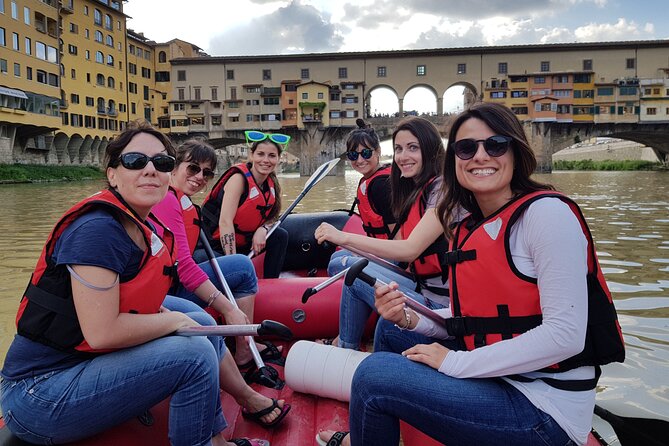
[60,1,74,13]
[261,87,282,97]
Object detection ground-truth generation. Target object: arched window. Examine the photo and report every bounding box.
[96,73,105,85]
[95,51,103,63]
[106,35,113,46]
[107,54,114,66]
[97,97,105,112]
[95,30,103,42]
[107,77,115,89]
[94,9,102,26]
[104,14,112,30]
[158,51,167,63]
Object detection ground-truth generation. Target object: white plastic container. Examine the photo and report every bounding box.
[284,340,371,402]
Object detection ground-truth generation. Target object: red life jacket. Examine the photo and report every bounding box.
[444,191,625,389]
[349,166,396,239]
[15,189,177,354]
[169,186,201,255]
[201,163,277,251]
[400,177,448,286]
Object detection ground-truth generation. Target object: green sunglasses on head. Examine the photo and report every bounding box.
[245,130,291,146]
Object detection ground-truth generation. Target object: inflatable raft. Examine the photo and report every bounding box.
[0,211,612,445]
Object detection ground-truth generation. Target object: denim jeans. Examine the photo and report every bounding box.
[348,319,575,446]
[171,254,258,307]
[328,251,438,350]
[0,296,227,446]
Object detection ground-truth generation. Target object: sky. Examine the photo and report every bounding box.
[124,0,668,113]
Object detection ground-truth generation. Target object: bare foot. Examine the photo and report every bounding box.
[315,336,339,347]
[235,343,283,367]
[318,430,350,446]
[243,393,286,425]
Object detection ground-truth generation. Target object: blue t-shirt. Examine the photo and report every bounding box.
[1,209,145,380]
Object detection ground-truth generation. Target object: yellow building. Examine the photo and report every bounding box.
[0,0,61,163]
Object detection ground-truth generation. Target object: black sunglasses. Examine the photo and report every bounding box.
[118,152,176,172]
[347,148,374,161]
[186,163,215,180]
[452,135,512,160]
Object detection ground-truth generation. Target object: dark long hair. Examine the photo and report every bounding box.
[390,117,445,223]
[249,140,282,221]
[176,138,217,171]
[437,102,553,237]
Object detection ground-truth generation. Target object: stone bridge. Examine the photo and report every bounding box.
[192,118,669,175]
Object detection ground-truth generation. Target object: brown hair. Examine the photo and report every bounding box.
[390,116,445,223]
[346,118,381,153]
[249,140,283,221]
[437,102,553,237]
[176,138,217,171]
[105,120,175,169]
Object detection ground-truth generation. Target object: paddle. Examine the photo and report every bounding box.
[344,258,446,324]
[199,229,285,389]
[177,320,293,339]
[248,157,341,258]
[594,404,668,446]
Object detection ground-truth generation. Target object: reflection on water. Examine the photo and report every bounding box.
[0,171,667,422]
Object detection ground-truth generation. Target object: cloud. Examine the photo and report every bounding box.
[573,18,656,41]
[209,1,345,55]
[341,0,608,27]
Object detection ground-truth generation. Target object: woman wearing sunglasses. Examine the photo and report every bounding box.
[0,122,278,446]
[314,117,450,353]
[151,139,285,372]
[201,131,289,279]
[331,103,624,446]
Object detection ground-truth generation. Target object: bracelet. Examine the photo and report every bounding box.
[395,307,412,330]
[206,290,222,307]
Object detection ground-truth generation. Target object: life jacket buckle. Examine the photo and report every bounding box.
[443,249,477,265]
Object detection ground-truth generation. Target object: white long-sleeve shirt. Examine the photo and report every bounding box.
[413,198,595,445]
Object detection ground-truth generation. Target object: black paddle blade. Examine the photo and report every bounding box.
[594,405,668,446]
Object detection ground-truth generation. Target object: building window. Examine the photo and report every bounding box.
[646,107,657,115]
[104,14,112,30]
[68,44,77,55]
[26,66,32,79]
[24,37,30,54]
[95,51,103,63]
[498,62,508,74]
[226,69,234,80]
[262,69,271,80]
[177,70,186,81]
[83,5,88,15]
[178,88,184,100]
[106,35,113,47]
[10,1,16,19]
[0,28,4,47]
[94,8,101,25]
[534,77,545,84]
[95,30,102,42]
[457,63,466,74]
[0,59,6,74]
[317,92,324,99]
[70,93,79,104]
[71,68,76,79]
[107,55,113,66]
[12,32,18,51]
[377,66,386,77]
[583,59,593,71]
[23,6,29,24]
[302,92,308,99]
[540,61,550,72]
[626,58,635,69]
[490,91,506,98]
[211,87,218,100]
[85,49,90,60]
[69,23,78,33]
[416,65,426,76]
[143,85,149,100]
[13,62,19,76]
[511,90,528,98]
[96,73,104,85]
[338,67,347,79]
[301,68,309,79]
[194,87,201,100]
[141,67,150,78]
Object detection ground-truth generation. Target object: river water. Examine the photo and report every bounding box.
[0,170,667,427]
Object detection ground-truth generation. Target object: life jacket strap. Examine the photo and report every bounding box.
[507,366,601,392]
[443,249,477,265]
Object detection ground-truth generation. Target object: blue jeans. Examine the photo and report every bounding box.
[171,254,258,307]
[348,320,575,446]
[0,296,227,446]
[328,251,437,350]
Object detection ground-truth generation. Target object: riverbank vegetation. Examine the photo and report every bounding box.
[553,159,662,171]
[0,164,104,183]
